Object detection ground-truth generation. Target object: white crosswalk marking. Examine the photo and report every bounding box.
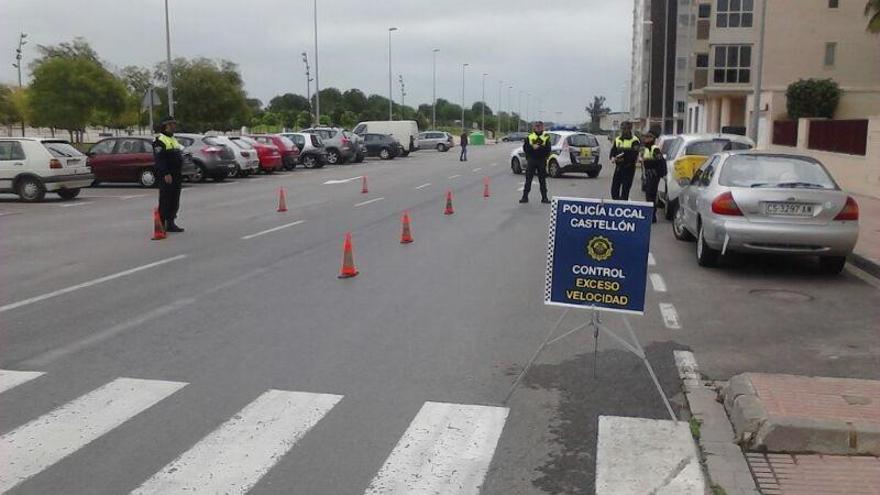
[132,390,342,495]
[364,401,508,495]
[0,369,44,394]
[0,378,185,493]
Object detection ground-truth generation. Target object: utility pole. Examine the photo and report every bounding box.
[388,27,398,120]
[12,32,27,136]
[432,48,439,129]
[302,52,313,126]
[661,0,670,134]
[399,74,406,120]
[481,73,487,133]
[497,80,503,136]
[508,85,513,134]
[518,90,523,132]
[164,0,174,116]
[749,0,769,144]
[461,63,469,133]
[526,92,531,125]
[313,0,321,124]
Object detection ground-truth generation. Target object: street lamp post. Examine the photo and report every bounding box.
[507,85,513,134]
[460,63,469,133]
[518,90,523,132]
[526,92,531,125]
[749,0,769,144]
[432,48,439,130]
[164,0,175,116]
[302,52,313,126]
[497,80,503,136]
[313,0,320,124]
[388,27,398,120]
[481,73,487,133]
[12,32,27,136]
[399,74,406,120]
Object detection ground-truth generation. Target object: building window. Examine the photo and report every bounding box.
[699,3,712,18]
[677,57,687,70]
[676,101,686,113]
[696,53,709,67]
[713,45,752,83]
[824,42,837,66]
[829,0,839,7]
[717,0,753,28]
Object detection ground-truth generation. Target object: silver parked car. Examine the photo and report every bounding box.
[209,135,260,177]
[301,127,357,165]
[417,131,455,152]
[672,152,859,274]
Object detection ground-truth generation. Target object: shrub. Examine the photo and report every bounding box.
[785,78,840,120]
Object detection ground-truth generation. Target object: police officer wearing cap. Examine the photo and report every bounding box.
[640,130,667,223]
[609,121,640,201]
[153,116,185,233]
[520,121,552,204]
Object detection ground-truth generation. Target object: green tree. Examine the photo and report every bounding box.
[342,89,368,115]
[586,95,610,133]
[786,79,841,120]
[295,111,312,129]
[154,57,250,131]
[340,110,358,129]
[31,37,100,66]
[867,0,880,32]
[0,85,23,133]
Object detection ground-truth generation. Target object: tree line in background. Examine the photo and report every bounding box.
[0,37,528,142]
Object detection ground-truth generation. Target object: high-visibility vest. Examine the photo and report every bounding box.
[156,134,183,150]
[614,136,639,149]
[642,144,660,160]
[528,132,551,146]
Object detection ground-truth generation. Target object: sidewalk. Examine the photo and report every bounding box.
[851,193,880,277]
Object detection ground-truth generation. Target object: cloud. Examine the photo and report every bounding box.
[0,0,633,123]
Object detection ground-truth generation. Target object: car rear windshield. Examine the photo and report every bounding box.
[286,134,305,146]
[310,135,321,147]
[177,137,195,147]
[567,134,598,147]
[231,139,253,149]
[42,141,84,157]
[203,137,223,146]
[719,155,837,190]
[278,136,295,149]
[685,139,752,156]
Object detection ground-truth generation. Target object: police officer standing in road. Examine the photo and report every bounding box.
[153,116,185,233]
[609,121,640,201]
[640,130,667,223]
[520,121,552,204]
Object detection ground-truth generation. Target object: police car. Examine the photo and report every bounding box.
[510,131,602,178]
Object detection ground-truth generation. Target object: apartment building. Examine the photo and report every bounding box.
[629,0,680,134]
[685,0,880,144]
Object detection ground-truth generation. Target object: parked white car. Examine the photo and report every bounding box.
[658,133,755,219]
[353,120,420,156]
[210,135,260,177]
[0,138,94,202]
[509,131,602,178]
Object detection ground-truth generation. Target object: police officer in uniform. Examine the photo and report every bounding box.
[640,130,667,223]
[609,121,640,200]
[153,116,185,233]
[520,121,551,204]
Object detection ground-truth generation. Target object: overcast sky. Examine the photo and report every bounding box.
[1,0,633,123]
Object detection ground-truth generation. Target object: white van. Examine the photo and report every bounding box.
[352,120,420,156]
[0,138,94,202]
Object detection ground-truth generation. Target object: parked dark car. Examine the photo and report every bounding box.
[249,134,300,170]
[362,133,401,160]
[87,136,195,187]
[502,131,529,142]
[175,133,236,182]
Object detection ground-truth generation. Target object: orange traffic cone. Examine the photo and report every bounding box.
[361,175,369,194]
[444,190,455,215]
[338,232,359,278]
[400,211,414,244]
[151,208,166,240]
[277,187,288,212]
[483,177,490,198]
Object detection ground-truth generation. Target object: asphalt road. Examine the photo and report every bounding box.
[1,140,877,494]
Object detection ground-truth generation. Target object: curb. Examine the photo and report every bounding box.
[848,251,880,280]
[674,351,760,495]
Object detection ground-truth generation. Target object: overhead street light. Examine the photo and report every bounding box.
[388,27,398,120]
[313,0,321,124]
[481,73,488,133]
[12,32,28,136]
[302,52,314,125]
[432,48,439,129]
[164,0,175,116]
[461,63,469,133]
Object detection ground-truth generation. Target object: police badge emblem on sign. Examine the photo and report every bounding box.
[544,197,654,314]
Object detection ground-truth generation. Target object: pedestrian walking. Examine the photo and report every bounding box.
[609,121,640,201]
[640,131,667,223]
[459,130,469,161]
[153,116,185,233]
[520,121,551,204]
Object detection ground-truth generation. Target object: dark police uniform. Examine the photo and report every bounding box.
[610,134,640,200]
[153,132,184,229]
[521,131,552,203]
[641,144,667,222]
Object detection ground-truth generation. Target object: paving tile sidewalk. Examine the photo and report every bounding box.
[747,453,880,495]
[851,193,880,276]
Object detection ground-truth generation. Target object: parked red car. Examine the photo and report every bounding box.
[231,136,282,173]
[87,136,196,187]
[248,134,300,171]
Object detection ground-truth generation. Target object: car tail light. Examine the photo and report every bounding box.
[834,196,859,221]
[341,136,351,146]
[202,146,221,154]
[711,191,743,216]
[49,159,63,169]
[240,151,249,158]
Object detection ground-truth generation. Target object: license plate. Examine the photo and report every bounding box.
[764,202,814,217]
[579,148,591,158]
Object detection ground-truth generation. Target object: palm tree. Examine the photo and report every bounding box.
[867,0,880,33]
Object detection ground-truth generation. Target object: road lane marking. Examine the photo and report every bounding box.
[489,163,498,167]
[596,416,705,495]
[0,370,44,394]
[448,174,461,179]
[216,181,240,186]
[241,220,305,240]
[364,402,509,494]
[133,390,342,495]
[323,176,362,185]
[659,303,681,329]
[415,183,432,190]
[23,298,197,367]
[648,253,656,266]
[58,202,92,208]
[354,197,384,207]
[472,167,482,172]
[0,255,187,314]
[0,378,186,492]
[649,273,667,292]
[673,350,700,384]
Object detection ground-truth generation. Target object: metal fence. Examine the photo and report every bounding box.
[808,119,869,156]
